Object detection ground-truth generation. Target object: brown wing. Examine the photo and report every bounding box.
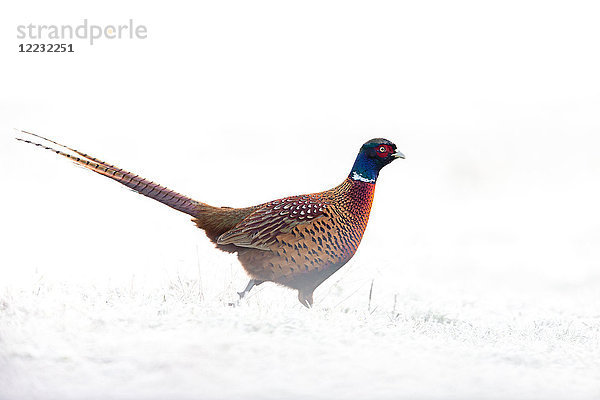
[216,195,329,250]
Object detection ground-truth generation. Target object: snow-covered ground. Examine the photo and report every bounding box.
[1,254,599,400]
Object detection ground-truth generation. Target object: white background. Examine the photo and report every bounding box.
[1,1,599,399]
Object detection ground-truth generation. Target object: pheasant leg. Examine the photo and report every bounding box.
[237,279,263,299]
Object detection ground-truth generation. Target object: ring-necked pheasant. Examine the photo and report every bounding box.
[16,131,404,307]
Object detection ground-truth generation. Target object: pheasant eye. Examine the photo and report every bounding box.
[375,145,392,158]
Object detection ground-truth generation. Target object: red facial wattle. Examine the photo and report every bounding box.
[376,145,393,158]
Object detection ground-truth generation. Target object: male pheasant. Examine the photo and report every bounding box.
[16,131,404,307]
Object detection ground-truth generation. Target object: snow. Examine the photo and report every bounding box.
[1,260,599,400]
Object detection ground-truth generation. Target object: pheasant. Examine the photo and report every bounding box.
[16,131,404,307]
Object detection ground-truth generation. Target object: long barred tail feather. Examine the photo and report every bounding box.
[15,130,207,218]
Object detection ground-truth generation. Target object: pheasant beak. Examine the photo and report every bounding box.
[392,150,405,159]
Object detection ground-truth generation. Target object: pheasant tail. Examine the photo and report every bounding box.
[15,131,255,246]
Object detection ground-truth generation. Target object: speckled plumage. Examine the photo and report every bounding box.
[17,131,404,307]
[218,178,376,306]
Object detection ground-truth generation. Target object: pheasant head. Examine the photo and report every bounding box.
[349,138,405,183]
